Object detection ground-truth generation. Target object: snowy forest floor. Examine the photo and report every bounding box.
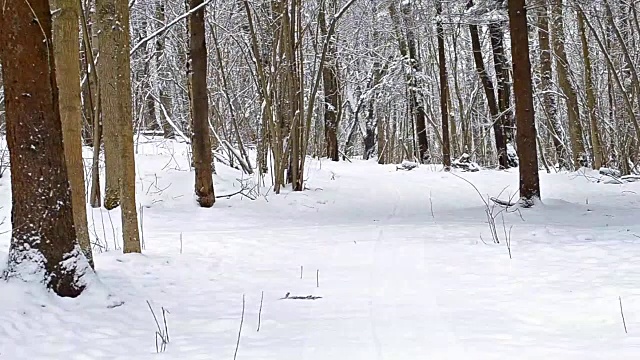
[1,138,640,359]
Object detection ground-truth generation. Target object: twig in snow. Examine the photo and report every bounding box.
[179,232,183,254]
[316,269,319,288]
[146,300,170,353]
[620,296,628,334]
[233,294,245,360]
[107,210,118,250]
[257,291,264,332]
[300,265,303,279]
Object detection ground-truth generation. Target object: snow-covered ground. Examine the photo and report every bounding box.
[1,138,640,359]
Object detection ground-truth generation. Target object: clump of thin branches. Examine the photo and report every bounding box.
[450,172,521,249]
[216,177,259,200]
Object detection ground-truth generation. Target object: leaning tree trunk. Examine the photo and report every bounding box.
[52,0,94,268]
[551,0,586,168]
[0,0,93,296]
[467,0,508,168]
[189,0,215,207]
[508,0,541,206]
[319,0,341,162]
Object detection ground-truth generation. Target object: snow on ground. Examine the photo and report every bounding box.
[1,137,640,359]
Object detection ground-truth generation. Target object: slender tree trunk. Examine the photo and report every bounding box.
[467,0,508,168]
[508,0,541,206]
[319,0,341,162]
[51,0,94,268]
[189,0,215,207]
[577,8,603,169]
[536,0,567,169]
[79,0,102,208]
[389,2,429,162]
[97,0,122,210]
[112,0,141,253]
[0,0,93,296]
[551,0,586,168]
[437,0,451,169]
[377,115,386,164]
[489,22,514,145]
[156,0,175,139]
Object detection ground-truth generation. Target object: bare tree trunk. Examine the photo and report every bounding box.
[113,0,141,254]
[79,0,102,208]
[52,0,94,268]
[437,0,451,169]
[536,0,568,169]
[156,0,175,139]
[508,0,540,206]
[389,2,429,162]
[189,0,215,207]
[97,0,122,210]
[467,0,508,168]
[377,115,386,164]
[489,22,514,145]
[551,0,586,168]
[319,0,341,162]
[0,0,93,296]
[577,8,603,169]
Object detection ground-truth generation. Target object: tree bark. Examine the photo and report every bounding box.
[116,0,141,254]
[319,0,341,162]
[551,0,586,168]
[156,0,175,139]
[189,0,215,207]
[508,0,541,206]
[52,0,94,268]
[437,0,451,169]
[536,0,568,169]
[0,0,93,296]
[389,2,429,162]
[97,0,122,210]
[467,0,508,168]
[577,8,603,169]
[489,22,514,145]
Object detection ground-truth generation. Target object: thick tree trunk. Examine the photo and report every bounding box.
[467,0,508,168]
[437,0,451,169]
[0,0,93,296]
[508,0,541,206]
[189,0,215,207]
[52,0,94,268]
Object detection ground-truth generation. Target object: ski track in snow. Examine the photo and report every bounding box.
[1,138,640,359]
